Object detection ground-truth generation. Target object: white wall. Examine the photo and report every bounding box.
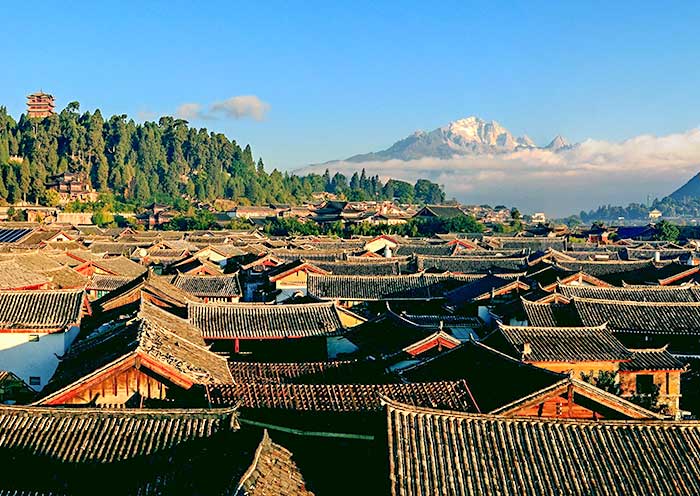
[0,326,80,391]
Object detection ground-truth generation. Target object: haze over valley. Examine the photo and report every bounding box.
[300,116,700,216]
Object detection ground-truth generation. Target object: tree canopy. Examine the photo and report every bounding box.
[0,104,446,209]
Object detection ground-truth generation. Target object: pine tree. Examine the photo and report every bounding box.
[5,166,19,204]
[0,171,7,199]
[19,158,31,201]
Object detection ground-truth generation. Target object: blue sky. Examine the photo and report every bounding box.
[2,1,699,177]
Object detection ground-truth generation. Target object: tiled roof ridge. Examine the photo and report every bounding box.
[189,300,337,309]
[561,283,698,291]
[559,258,656,265]
[498,322,609,332]
[626,345,670,352]
[10,403,238,417]
[137,299,228,362]
[309,271,427,281]
[0,287,84,295]
[573,296,700,307]
[382,396,694,426]
[401,339,566,380]
[489,377,666,419]
[173,273,240,280]
[234,430,272,493]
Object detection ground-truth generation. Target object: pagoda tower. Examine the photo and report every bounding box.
[26,91,55,118]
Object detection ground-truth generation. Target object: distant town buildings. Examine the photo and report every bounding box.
[45,172,98,204]
[531,212,547,223]
[26,91,55,119]
[135,203,175,228]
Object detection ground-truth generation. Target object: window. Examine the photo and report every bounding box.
[636,374,654,394]
[29,377,41,386]
[28,334,39,342]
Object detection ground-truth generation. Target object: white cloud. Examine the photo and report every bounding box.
[210,95,270,121]
[136,110,156,122]
[175,102,204,120]
[298,128,700,217]
[174,95,270,122]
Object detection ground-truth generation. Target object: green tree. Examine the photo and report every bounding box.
[414,179,444,204]
[655,220,680,242]
[44,189,61,207]
[92,209,115,227]
[580,370,620,395]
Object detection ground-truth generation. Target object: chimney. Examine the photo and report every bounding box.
[523,342,532,356]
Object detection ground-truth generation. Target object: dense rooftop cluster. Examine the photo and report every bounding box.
[0,221,699,494]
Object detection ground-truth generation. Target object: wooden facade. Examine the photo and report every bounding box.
[40,354,195,407]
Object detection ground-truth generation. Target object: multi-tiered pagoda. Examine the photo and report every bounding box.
[26,91,55,118]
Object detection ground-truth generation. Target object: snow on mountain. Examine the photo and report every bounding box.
[545,135,570,151]
[335,116,565,163]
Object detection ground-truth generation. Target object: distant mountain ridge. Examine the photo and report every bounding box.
[329,116,571,163]
[668,172,700,201]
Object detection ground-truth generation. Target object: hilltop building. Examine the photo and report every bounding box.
[45,172,98,203]
[26,91,55,118]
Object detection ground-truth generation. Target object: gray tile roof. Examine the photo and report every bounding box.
[386,399,700,496]
[189,302,347,339]
[619,348,686,372]
[307,273,481,301]
[416,255,527,273]
[0,290,84,331]
[207,380,477,412]
[172,274,242,298]
[492,323,631,362]
[573,298,700,336]
[559,284,700,302]
[0,405,239,463]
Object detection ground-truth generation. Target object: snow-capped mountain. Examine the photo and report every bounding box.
[336,116,568,163]
[545,135,570,151]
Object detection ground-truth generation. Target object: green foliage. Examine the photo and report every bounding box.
[6,207,26,222]
[228,218,254,230]
[0,103,447,209]
[580,370,620,395]
[114,214,138,228]
[43,189,61,207]
[414,179,445,204]
[91,209,115,227]
[492,222,522,234]
[262,215,483,238]
[163,209,220,231]
[264,218,320,236]
[655,220,680,242]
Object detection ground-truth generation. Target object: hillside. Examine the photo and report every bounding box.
[668,172,700,201]
[0,103,444,208]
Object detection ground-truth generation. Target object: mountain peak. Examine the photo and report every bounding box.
[546,135,569,150]
[332,116,567,163]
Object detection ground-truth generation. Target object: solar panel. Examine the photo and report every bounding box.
[0,228,33,243]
